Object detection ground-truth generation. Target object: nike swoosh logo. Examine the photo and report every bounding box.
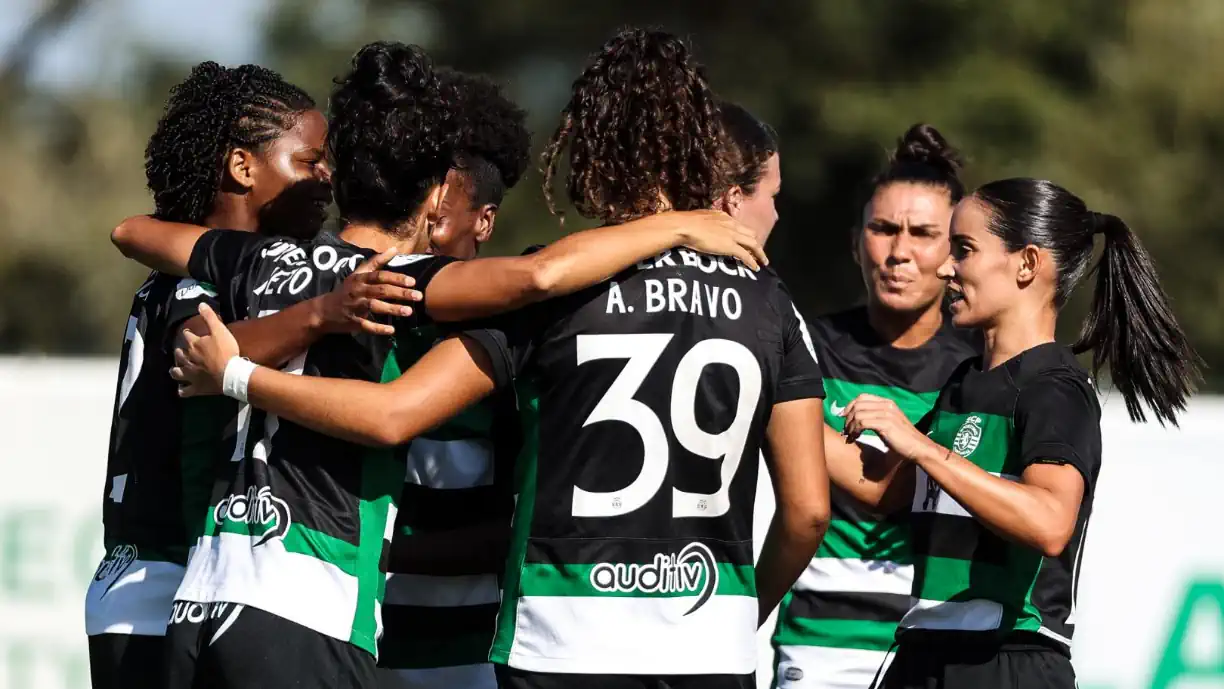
[829,402,846,417]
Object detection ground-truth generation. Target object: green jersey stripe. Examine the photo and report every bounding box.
[823,378,938,433]
[817,518,912,562]
[773,614,900,653]
[490,380,541,667]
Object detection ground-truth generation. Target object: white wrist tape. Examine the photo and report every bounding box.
[221,357,258,403]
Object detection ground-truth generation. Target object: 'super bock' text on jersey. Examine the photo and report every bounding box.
[466,247,825,676]
[89,271,234,636]
[772,306,977,689]
[173,230,457,657]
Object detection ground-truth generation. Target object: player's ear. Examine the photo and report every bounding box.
[475,204,498,244]
[225,148,258,191]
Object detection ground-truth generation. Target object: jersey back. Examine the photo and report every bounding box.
[175,230,456,657]
[467,247,825,675]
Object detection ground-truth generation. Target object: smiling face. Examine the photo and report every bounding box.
[939,196,1034,328]
[856,181,954,315]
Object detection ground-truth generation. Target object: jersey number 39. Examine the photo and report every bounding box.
[574,333,762,519]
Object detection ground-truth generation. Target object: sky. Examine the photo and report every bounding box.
[0,0,269,91]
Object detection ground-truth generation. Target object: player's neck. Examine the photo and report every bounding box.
[338,221,429,255]
[204,193,259,232]
[866,298,943,350]
[981,304,1056,370]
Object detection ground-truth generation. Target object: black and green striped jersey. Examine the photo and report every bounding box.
[902,342,1100,649]
[101,271,235,567]
[772,306,977,670]
[379,325,520,672]
[174,229,460,657]
[465,249,825,676]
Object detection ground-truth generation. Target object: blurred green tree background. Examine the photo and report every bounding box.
[1,0,1220,390]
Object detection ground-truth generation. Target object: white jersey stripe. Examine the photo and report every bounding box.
[506,595,758,675]
[794,558,914,596]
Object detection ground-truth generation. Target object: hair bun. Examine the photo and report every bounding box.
[892,123,963,178]
[343,41,438,108]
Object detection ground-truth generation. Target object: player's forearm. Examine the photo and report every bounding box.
[823,424,910,511]
[526,213,694,297]
[911,442,1074,557]
[388,522,512,575]
[245,367,412,446]
[226,298,329,369]
[111,215,207,276]
[755,511,827,626]
[423,214,692,322]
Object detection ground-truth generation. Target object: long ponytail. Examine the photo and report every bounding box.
[1073,213,1202,425]
[975,178,1202,426]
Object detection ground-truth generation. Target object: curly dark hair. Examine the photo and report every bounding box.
[871,123,965,203]
[719,101,779,196]
[144,61,316,224]
[328,42,458,229]
[541,28,725,223]
[440,69,531,208]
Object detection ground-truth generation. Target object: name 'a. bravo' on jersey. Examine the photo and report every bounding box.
[463,247,825,676]
[771,306,977,688]
[378,324,520,675]
[902,342,1099,650]
[88,270,235,636]
[173,229,461,658]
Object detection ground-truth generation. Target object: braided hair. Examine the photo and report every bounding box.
[144,61,316,224]
[541,29,725,224]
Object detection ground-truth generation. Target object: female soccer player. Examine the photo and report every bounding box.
[829,178,1200,688]
[90,61,402,689]
[114,41,762,689]
[769,125,978,689]
[716,101,781,245]
[171,28,830,689]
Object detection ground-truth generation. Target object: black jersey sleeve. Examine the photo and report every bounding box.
[1013,370,1102,487]
[776,294,825,403]
[452,299,554,389]
[161,278,221,353]
[384,253,460,330]
[188,229,275,290]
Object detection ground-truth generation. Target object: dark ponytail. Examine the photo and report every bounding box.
[974,179,1202,426]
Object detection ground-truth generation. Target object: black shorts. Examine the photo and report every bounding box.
[880,641,1075,689]
[494,664,754,689]
[164,600,377,689]
[88,633,165,689]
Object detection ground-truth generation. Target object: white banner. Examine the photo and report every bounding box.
[0,358,1221,689]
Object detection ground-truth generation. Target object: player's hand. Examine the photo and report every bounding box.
[318,247,424,336]
[842,393,936,462]
[170,303,240,397]
[675,210,768,271]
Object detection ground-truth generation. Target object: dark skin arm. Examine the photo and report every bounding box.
[755,398,832,625]
[172,249,422,368]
